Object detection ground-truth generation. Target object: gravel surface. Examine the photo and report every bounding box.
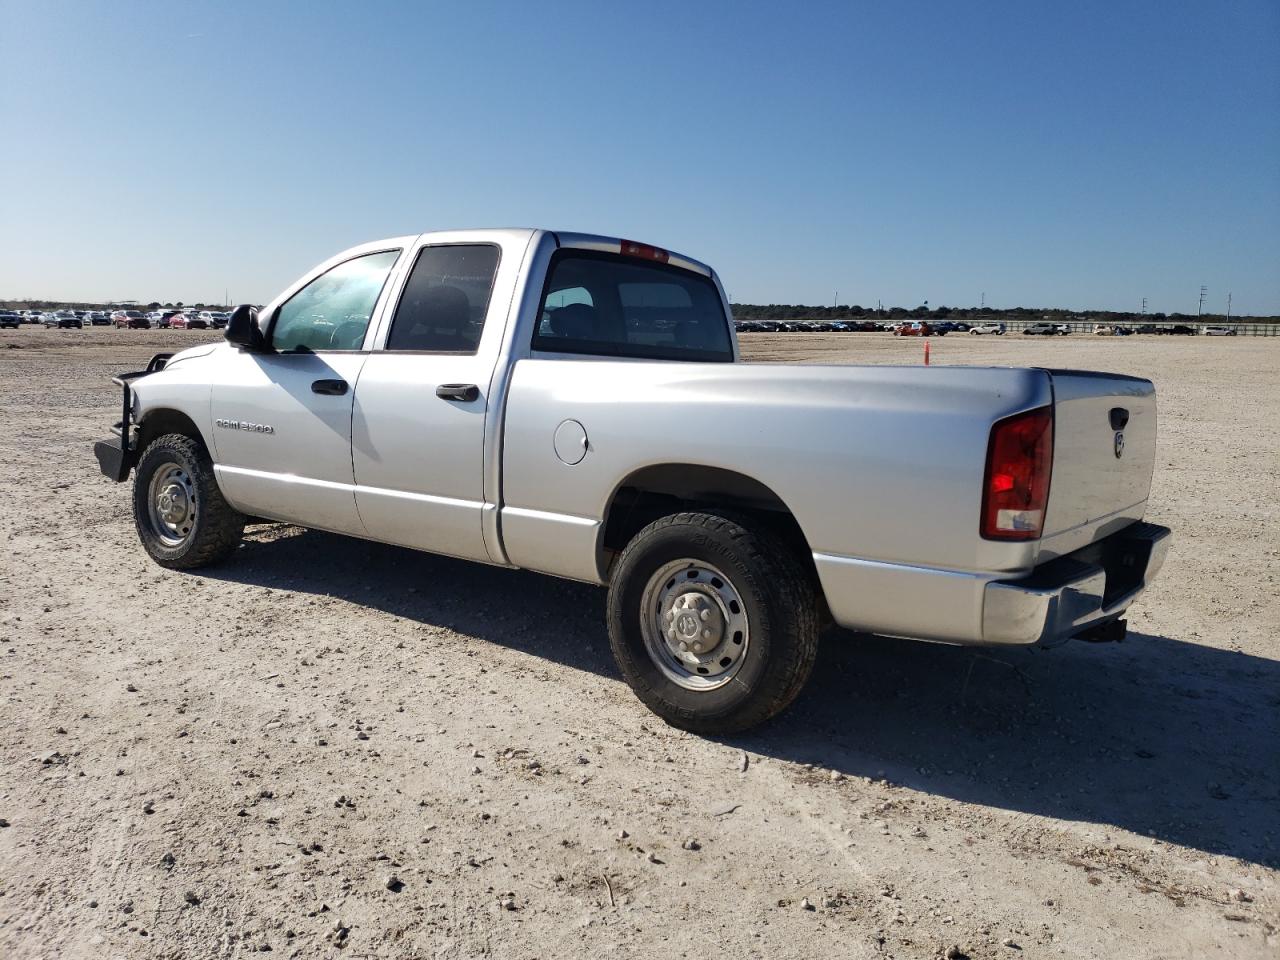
[1,328,1276,958]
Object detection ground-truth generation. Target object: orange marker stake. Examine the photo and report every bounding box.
[924,339,931,365]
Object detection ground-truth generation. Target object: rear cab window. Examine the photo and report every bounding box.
[532,250,732,362]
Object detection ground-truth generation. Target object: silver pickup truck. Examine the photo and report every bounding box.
[94,229,1171,733]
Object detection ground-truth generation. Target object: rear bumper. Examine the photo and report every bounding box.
[982,522,1171,645]
[814,521,1171,647]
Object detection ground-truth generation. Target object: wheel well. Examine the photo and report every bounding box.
[600,465,824,609]
[136,408,208,454]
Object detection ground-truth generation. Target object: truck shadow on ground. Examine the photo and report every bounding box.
[205,525,1280,869]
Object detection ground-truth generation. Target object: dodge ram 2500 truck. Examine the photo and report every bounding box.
[94,229,1171,733]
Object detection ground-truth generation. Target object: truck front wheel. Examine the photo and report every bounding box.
[132,433,245,569]
[606,512,820,734]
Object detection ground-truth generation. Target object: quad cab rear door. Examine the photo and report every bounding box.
[350,231,533,564]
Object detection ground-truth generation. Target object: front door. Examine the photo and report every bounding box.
[352,242,505,563]
[211,248,402,534]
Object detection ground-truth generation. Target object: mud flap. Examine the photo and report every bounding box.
[94,437,133,482]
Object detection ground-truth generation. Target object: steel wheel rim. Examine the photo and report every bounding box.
[146,462,197,547]
[640,559,750,691]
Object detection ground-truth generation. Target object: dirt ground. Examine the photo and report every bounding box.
[1,328,1276,959]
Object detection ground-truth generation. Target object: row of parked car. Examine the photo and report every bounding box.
[736,319,1015,336]
[732,318,1239,337]
[0,308,231,330]
[108,308,232,329]
[734,319,996,334]
[1005,322,1236,336]
[0,307,1244,338]
[0,309,100,328]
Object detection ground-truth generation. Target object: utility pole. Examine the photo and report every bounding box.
[1141,297,1147,315]
[1226,292,1232,321]
[833,291,838,308]
[1198,285,1207,316]
[980,291,985,309]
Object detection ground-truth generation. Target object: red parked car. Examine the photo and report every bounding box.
[893,321,942,337]
[112,310,150,329]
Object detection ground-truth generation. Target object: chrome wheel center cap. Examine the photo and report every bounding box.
[664,591,725,658]
[158,482,189,524]
[641,560,750,691]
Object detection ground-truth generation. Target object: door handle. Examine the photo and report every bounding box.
[311,379,348,396]
[435,383,479,402]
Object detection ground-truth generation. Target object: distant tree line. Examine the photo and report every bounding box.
[730,303,1279,324]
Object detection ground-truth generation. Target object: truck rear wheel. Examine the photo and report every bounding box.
[606,512,820,734]
[132,433,245,569]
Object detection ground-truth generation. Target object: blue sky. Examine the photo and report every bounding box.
[2,0,1277,313]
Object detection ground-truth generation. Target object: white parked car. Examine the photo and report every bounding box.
[1201,325,1237,336]
[969,322,1005,335]
[94,229,1171,733]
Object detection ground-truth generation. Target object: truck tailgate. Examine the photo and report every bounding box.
[1039,370,1157,560]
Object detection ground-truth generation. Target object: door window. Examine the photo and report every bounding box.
[271,249,400,353]
[385,244,500,353]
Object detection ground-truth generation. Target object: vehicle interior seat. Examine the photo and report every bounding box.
[548,302,599,340]
[395,284,475,351]
[331,320,368,349]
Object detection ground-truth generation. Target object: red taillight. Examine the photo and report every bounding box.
[619,240,669,263]
[981,406,1053,540]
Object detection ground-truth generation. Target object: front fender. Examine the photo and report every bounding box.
[130,360,217,456]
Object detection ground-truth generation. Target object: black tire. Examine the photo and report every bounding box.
[132,433,245,569]
[606,512,820,735]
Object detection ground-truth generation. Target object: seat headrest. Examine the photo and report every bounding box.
[419,285,470,331]
[549,302,597,340]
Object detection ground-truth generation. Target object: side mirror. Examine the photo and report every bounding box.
[225,304,266,351]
